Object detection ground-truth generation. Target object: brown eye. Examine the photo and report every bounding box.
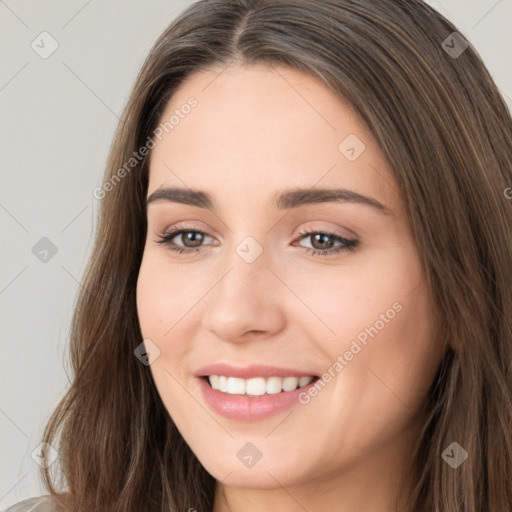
[173,231,205,248]
[295,228,358,257]
[154,227,217,255]
[308,233,336,250]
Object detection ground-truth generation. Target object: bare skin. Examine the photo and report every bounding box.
[136,62,446,512]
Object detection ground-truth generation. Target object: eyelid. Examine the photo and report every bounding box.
[293,221,358,242]
[159,221,219,239]
[158,220,355,239]
[156,222,358,245]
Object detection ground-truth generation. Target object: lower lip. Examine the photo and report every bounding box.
[197,377,317,421]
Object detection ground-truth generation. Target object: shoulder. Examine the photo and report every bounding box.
[4,495,66,512]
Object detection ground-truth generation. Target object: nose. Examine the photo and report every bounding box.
[201,239,287,344]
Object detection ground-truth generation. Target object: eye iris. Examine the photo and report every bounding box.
[311,233,334,250]
[181,231,204,248]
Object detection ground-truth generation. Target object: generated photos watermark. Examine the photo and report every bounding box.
[298,301,403,405]
[93,96,198,200]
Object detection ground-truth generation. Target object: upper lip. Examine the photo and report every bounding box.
[195,363,318,379]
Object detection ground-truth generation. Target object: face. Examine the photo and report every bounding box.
[136,63,445,494]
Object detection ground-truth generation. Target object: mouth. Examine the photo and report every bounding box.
[194,363,321,420]
[201,375,320,396]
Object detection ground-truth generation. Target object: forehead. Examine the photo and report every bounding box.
[147,63,400,217]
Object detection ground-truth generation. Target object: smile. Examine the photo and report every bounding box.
[206,375,316,396]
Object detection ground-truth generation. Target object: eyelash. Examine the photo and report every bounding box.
[154,224,358,257]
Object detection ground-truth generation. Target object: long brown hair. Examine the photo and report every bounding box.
[40,1,512,510]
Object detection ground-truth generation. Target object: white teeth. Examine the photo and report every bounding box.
[226,377,245,395]
[299,376,314,387]
[245,377,266,395]
[209,375,220,390]
[207,375,315,395]
[218,375,228,392]
[266,376,282,394]
[282,377,299,391]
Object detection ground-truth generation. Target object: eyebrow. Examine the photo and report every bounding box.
[146,186,393,216]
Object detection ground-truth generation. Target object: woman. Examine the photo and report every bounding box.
[7,0,512,511]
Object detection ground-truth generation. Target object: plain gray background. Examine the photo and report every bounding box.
[1,0,511,508]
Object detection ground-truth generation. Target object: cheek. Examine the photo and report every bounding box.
[136,267,167,337]
[136,254,200,389]
[136,260,191,422]
[295,246,438,417]
[284,251,418,348]
[363,279,439,401]
[315,271,437,434]
[291,280,437,468]
[136,254,194,338]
